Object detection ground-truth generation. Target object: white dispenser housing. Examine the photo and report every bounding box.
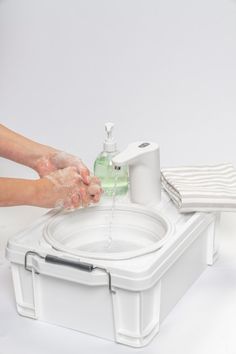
[112,142,161,206]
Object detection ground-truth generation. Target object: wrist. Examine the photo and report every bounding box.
[32,146,59,176]
[0,178,42,207]
[31,178,53,207]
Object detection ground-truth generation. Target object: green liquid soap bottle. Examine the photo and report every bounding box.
[94,122,128,196]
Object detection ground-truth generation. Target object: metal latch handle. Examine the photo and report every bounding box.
[24,251,115,293]
[45,254,94,272]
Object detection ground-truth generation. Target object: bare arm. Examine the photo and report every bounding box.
[0,124,57,171]
[0,177,40,207]
[0,170,101,209]
[0,124,90,183]
[0,124,102,208]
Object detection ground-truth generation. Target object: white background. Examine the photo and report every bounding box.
[0,0,236,172]
[0,0,236,353]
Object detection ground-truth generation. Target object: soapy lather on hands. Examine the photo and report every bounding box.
[0,124,102,209]
[36,151,91,184]
[41,166,102,209]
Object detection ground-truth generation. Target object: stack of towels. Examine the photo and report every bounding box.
[161,163,236,213]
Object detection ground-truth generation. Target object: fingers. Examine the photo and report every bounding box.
[74,173,103,206]
[79,166,90,185]
[89,175,101,185]
[78,186,89,207]
[71,192,81,208]
[87,183,102,203]
[51,152,91,185]
[44,166,103,210]
[67,181,102,208]
[90,193,101,204]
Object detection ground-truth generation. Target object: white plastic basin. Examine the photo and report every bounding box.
[43,205,173,260]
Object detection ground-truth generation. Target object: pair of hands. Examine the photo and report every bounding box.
[35,152,102,209]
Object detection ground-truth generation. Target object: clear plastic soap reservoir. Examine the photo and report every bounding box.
[94,122,128,196]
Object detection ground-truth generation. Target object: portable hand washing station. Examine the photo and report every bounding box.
[6,142,219,347]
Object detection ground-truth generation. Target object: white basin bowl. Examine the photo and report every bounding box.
[43,205,173,260]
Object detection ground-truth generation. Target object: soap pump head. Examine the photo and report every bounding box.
[103,122,117,152]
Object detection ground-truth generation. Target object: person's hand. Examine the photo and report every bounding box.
[35,151,90,185]
[34,167,102,209]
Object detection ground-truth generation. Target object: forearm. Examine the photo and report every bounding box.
[0,172,102,209]
[0,177,39,206]
[0,124,58,171]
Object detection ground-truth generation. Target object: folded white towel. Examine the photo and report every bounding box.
[161,163,236,212]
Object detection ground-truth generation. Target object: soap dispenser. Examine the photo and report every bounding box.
[94,122,128,196]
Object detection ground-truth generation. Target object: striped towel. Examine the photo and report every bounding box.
[161,163,236,213]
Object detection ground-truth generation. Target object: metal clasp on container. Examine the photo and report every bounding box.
[24,251,115,293]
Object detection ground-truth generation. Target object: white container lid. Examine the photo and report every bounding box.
[5,202,213,291]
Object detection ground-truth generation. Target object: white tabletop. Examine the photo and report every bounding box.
[1,207,236,354]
